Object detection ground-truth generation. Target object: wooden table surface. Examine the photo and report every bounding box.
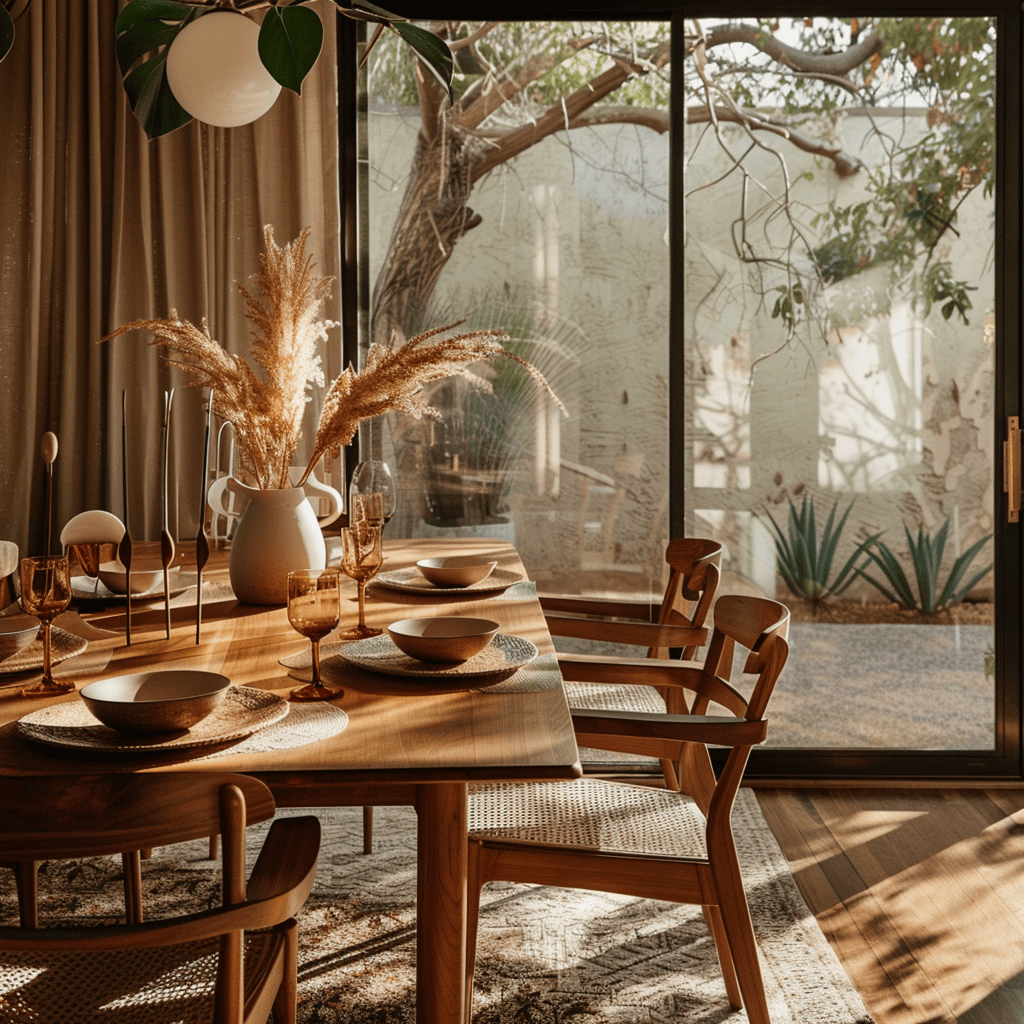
[0,537,582,1024]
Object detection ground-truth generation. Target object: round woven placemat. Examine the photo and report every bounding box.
[16,685,290,753]
[331,632,537,680]
[0,627,88,675]
[371,566,524,595]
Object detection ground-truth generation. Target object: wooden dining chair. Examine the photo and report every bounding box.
[0,772,321,1024]
[465,594,790,1024]
[541,536,723,789]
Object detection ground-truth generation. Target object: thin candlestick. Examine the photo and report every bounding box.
[196,392,212,644]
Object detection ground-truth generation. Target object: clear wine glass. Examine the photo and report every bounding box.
[287,568,345,702]
[349,460,396,530]
[20,554,73,698]
[337,523,384,640]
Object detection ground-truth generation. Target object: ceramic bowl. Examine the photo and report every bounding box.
[387,616,500,664]
[415,556,498,588]
[80,670,230,734]
[97,561,178,596]
[0,615,39,662]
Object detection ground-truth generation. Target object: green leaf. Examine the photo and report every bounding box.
[390,22,454,102]
[0,6,13,64]
[259,5,324,95]
[116,19,182,78]
[114,0,200,139]
[348,0,404,22]
[123,50,193,140]
[115,0,192,35]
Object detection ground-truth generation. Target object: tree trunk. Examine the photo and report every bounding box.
[370,115,483,346]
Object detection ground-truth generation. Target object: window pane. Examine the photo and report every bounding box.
[683,16,996,749]
[365,21,672,598]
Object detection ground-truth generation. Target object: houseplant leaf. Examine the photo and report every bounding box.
[123,51,193,140]
[115,0,199,139]
[0,6,14,64]
[390,21,454,102]
[259,4,324,95]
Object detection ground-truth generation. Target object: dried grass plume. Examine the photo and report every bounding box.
[100,226,566,490]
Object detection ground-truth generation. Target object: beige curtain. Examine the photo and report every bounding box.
[0,0,340,560]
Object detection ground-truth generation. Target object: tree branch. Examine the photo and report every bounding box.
[696,22,882,81]
[687,104,863,176]
[469,40,671,181]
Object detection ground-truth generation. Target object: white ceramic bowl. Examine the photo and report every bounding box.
[0,615,39,662]
[416,556,498,588]
[97,560,179,596]
[387,617,500,664]
[80,670,230,734]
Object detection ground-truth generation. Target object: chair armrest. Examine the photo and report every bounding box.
[571,708,768,747]
[539,594,658,621]
[547,616,707,649]
[557,653,749,717]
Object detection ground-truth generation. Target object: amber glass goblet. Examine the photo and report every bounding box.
[337,523,384,640]
[287,568,345,702]
[20,555,73,698]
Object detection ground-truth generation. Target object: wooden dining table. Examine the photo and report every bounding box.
[0,537,582,1024]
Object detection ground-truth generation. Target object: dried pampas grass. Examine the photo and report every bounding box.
[100,226,565,491]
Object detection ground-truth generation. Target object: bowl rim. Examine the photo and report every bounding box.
[388,616,501,639]
[81,670,230,705]
[416,556,499,571]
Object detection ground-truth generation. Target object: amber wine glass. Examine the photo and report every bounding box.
[20,555,73,698]
[287,568,345,702]
[337,523,384,640]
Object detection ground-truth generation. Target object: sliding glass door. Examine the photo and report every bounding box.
[348,4,1023,779]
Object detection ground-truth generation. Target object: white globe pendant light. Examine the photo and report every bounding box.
[166,12,282,128]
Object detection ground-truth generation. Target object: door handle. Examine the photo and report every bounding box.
[1005,415,1020,523]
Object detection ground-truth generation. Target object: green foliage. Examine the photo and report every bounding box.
[857,518,992,614]
[0,4,14,64]
[763,494,877,603]
[116,0,454,140]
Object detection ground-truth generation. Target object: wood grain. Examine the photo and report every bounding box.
[757,787,1024,1024]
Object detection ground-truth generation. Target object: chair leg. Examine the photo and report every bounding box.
[703,905,742,1008]
[121,851,144,923]
[465,839,487,1024]
[710,852,771,1024]
[271,918,300,1024]
[13,860,39,929]
[362,806,373,855]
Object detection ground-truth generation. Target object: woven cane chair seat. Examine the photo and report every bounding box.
[564,680,667,714]
[0,933,281,1024]
[469,778,708,859]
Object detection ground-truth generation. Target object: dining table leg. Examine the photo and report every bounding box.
[416,781,468,1024]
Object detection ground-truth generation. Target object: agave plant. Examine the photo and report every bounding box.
[858,518,993,614]
[763,494,877,604]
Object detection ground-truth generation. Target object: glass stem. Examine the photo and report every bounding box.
[357,581,367,627]
[311,638,322,688]
[40,621,53,685]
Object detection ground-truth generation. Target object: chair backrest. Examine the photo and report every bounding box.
[653,536,723,659]
[0,773,320,1024]
[0,773,275,866]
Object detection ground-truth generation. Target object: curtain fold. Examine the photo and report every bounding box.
[0,0,340,562]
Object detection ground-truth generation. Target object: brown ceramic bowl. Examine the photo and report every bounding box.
[97,560,179,596]
[80,670,230,734]
[387,617,500,664]
[415,556,498,588]
[0,615,39,662]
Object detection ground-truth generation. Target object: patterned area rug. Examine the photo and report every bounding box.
[1,790,873,1024]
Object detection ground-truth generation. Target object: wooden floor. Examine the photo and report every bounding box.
[756,788,1024,1024]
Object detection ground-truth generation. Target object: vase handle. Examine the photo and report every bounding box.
[291,468,343,529]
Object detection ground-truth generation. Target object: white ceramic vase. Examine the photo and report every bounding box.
[226,478,334,605]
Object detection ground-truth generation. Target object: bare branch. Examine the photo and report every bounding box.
[696,22,882,80]
[470,40,671,181]
[687,105,863,177]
